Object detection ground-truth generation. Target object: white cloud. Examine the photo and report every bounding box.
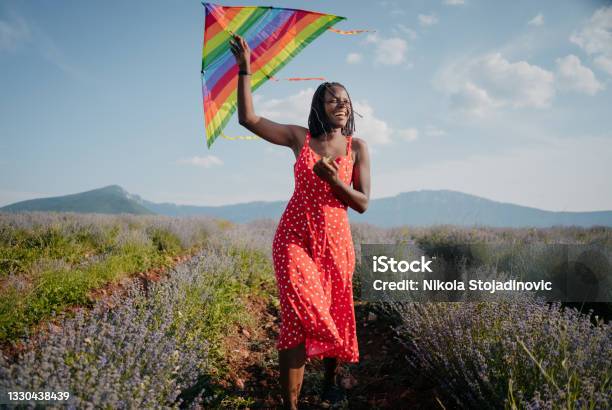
[424,125,447,137]
[528,13,544,26]
[254,89,394,146]
[178,155,223,168]
[443,0,465,5]
[418,14,439,26]
[556,54,604,95]
[396,126,446,141]
[0,15,30,51]
[255,88,313,125]
[450,82,499,117]
[478,53,555,108]
[346,52,363,64]
[570,6,612,76]
[594,55,612,75]
[376,37,408,65]
[435,52,555,117]
[364,33,409,65]
[353,100,393,144]
[398,128,418,141]
[379,1,405,16]
[394,24,417,40]
[255,90,447,148]
[364,33,379,44]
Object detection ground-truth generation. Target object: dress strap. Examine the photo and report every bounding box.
[305,131,311,152]
[346,135,353,160]
[299,131,311,160]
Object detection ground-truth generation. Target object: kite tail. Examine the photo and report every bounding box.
[327,27,376,35]
[220,132,259,141]
[267,76,326,82]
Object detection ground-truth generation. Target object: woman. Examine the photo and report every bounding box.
[230,34,371,410]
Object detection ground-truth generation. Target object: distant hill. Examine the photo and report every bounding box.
[0,185,154,215]
[348,190,612,228]
[140,198,287,222]
[2,185,612,228]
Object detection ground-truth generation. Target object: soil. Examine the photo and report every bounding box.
[206,295,447,409]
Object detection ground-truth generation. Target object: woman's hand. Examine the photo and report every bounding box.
[313,156,340,186]
[229,33,251,70]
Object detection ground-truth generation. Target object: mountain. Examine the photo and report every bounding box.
[0,185,154,215]
[140,199,287,222]
[2,185,612,228]
[347,190,612,228]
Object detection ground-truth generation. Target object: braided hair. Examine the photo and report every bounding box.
[308,82,356,139]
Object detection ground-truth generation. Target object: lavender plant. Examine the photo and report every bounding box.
[351,223,611,408]
[2,213,611,409]
[0,246,250,408]
[389,298,611,408]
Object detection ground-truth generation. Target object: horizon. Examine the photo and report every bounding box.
[4,183,612,214]
[2,0,611,212]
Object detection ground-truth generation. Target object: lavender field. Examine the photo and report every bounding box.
[0,212,610,408]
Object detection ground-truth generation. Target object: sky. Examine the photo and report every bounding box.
[1,0,611,212]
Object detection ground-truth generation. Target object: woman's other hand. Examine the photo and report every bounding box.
[313,156,340,186]
[229,34,251,70]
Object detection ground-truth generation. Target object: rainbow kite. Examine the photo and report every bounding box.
[201,2,358,148]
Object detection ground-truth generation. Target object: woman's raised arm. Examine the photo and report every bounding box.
[230,34,298,148]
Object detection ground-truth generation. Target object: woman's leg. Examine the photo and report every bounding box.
[323,357,338,388]
[279,343,306,410]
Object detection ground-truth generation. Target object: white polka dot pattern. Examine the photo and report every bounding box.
[272,131,359,364]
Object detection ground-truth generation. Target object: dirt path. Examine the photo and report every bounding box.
[214,295,445,409]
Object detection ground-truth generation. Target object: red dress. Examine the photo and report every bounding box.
[272,131,359,363]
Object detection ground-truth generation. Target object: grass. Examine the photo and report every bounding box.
[2,244,155,340]
[0,213,215,344]
[0,224,116,277]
